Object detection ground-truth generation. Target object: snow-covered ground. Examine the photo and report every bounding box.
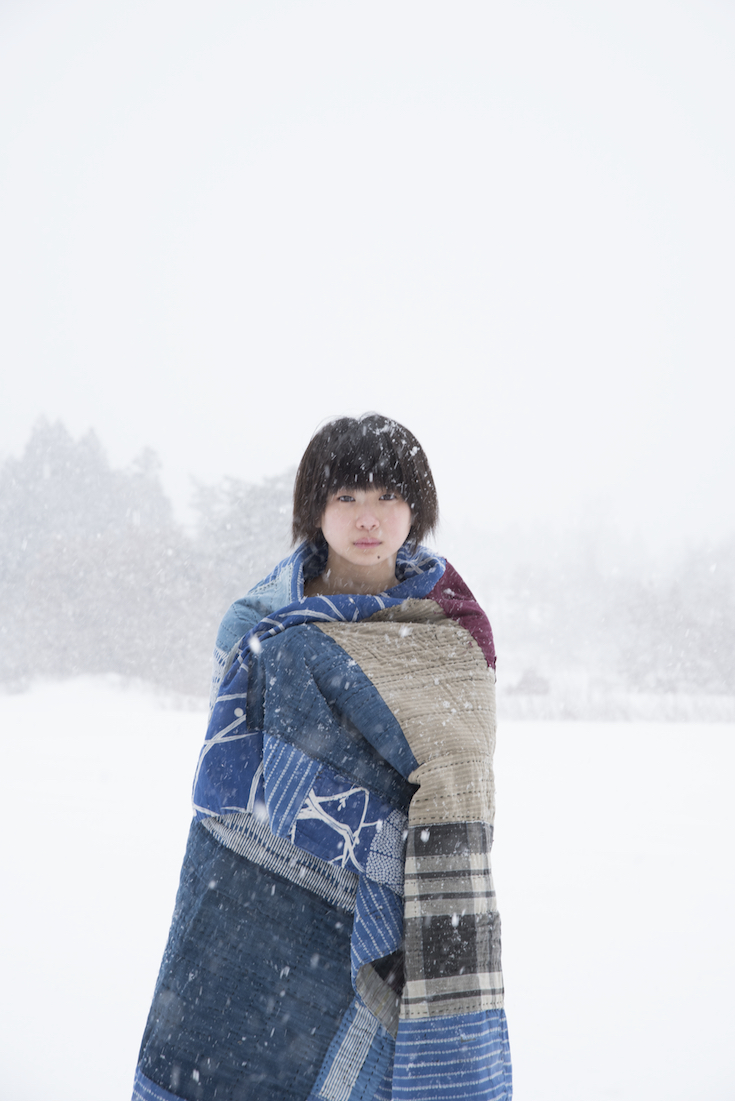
[1,678,733,1101]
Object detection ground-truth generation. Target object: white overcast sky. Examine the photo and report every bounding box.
[1,0,733,550]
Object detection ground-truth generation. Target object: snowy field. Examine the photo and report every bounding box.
[1,677,733,1101]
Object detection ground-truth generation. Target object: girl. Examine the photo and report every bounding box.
[133,414,512,1101]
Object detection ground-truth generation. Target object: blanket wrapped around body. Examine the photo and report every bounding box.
[133,544,512,1101]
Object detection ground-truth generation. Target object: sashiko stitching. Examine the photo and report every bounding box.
[135,545,511,1101]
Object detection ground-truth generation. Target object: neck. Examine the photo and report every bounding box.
[306,550,399,596]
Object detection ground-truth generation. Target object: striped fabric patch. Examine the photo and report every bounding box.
[308,999,390,1101]
[262,738,321,836]
[391,1010,512,1100]
[351,878,404,1036]
[201,811,358,912]
[319,1005,378,1100]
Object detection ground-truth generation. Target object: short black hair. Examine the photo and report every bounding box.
[292,414,439,547]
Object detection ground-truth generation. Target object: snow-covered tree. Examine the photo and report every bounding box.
[0,421,212,692]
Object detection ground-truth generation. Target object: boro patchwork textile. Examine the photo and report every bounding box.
[134,542,512,1100]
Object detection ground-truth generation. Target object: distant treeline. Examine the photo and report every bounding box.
[1,421,734,715]
[0,420,292,696]
[455,518,735,719]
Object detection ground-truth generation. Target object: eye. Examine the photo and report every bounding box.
[379,491,399,501]
[336,494,355,502]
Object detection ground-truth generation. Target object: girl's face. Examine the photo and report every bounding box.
[320,486,412,576]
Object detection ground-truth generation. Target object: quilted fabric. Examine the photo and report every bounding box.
[133,543,511,1100]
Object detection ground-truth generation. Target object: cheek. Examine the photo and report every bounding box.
[320,506,345,543]
[398,504,413,536]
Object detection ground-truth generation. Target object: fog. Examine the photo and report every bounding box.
[1,0,734,556]
[2,419,733,717]
[1,10,734,1099]
[2,1,735,714]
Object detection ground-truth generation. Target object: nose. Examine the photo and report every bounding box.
[356,508,379,530]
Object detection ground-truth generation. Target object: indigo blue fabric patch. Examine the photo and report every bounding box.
[290,761,401,874]
[132,1067,188,1101]
[138,820,355,1101]
[259,626,418,803]
[191,718,264,818]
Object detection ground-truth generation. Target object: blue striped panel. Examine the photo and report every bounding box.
[391,1010,512,1101]
[263,737,321,835]
[351,878,403,983]
[371,1061,395,1101]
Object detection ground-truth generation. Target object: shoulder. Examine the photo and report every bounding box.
[215,566,292,656]
[214,542,324,655]
[425,560,496,669]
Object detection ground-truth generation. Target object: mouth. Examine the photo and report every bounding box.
[354,539,381,548]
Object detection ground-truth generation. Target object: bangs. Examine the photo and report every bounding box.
[322,422,410,499]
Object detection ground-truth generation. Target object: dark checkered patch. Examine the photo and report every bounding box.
[402,821,504,1018]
